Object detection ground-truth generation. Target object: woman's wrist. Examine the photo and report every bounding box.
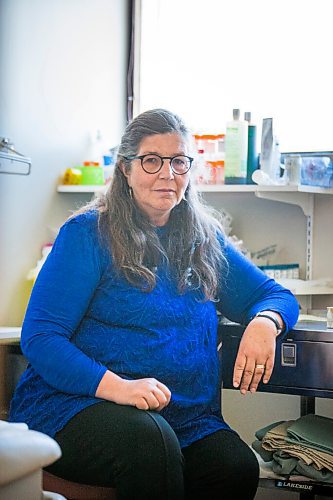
[252,310,284,336]
[95,370,124,400]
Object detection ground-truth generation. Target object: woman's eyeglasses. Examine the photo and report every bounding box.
[124,154,194,175]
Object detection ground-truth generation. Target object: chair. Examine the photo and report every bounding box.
[0,420,64,500]
[43,471,116,500]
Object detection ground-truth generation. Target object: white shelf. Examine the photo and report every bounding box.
[276,279,333,296]
[198,184,257,192]
[57,184,258,194]
[297,185,333,195]
[57,184,107,193]
[0,327,21,345]
[199,184,333,195]
[57,184,333,195]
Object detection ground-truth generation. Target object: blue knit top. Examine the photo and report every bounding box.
[9,211,299,447]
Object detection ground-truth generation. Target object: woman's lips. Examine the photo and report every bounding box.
[155,189,176,197]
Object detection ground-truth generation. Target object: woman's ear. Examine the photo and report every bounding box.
[119,160,132,189]
[118,160,126,175]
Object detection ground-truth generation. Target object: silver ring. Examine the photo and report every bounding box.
[255,364,265,370]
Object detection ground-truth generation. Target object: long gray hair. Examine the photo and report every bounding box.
[85,109,226,300]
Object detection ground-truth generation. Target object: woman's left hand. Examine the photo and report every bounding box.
[232,316,278,394]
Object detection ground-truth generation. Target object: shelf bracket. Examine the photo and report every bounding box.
[255,191,314,217]
[256,190,315,310]
[306,196,314,282]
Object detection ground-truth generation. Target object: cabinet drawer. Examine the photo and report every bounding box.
[219,323,333,398]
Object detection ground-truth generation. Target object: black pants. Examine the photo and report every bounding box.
[46,401,259,500]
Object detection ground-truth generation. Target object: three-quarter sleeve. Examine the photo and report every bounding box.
[21,214,108,396]
[216,236,299,332]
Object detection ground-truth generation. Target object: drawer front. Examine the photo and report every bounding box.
[219,324,333,397]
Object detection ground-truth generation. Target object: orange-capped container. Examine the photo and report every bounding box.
[80,161,104,185]
[207,160,225,184]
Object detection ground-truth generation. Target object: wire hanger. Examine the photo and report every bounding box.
[0,137,31,175]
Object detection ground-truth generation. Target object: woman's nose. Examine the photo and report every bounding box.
[159,159,174,178]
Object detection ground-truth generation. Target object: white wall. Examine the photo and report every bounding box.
[0,0,129,325]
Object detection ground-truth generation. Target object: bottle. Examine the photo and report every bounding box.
[260,118,282,183]
[224,109,248,184]
[80,161,104,185]
[195,149,210,184]
[63,167,83,185]
[244,112,258,184]
[327,307,333,329]
[284,155,302,185]
[260,118,273,180]
[103,151,115,185]
[272,137,282,183]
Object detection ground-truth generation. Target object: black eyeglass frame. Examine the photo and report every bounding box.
[124,153,194,175]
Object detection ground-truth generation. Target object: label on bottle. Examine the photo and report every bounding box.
[224,121,248,183]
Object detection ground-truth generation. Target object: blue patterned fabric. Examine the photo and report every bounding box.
[9,211,298,447]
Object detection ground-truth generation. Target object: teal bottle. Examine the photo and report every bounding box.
[244,112,258,184]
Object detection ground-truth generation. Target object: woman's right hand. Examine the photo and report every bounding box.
[95,370,171,411]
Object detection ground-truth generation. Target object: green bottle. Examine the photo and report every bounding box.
[224,109,248,184]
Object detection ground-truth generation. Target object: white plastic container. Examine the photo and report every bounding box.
[284,155,302,185]
[224,109,248,184]
[260,118,283,183]
[327,307,333,329]
[194,149,210,184]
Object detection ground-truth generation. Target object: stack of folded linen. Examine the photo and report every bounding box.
[252,414,333,483]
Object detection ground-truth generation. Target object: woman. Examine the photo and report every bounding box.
[10,109,299,499]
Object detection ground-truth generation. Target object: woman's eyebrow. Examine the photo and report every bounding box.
[139,151,187,156]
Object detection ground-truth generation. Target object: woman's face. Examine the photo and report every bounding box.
[123,133,191,226]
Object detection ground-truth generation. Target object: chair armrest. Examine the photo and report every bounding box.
[0,420,61,486]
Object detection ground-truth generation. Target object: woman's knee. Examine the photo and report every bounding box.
[82,403,183,475]
[101,405,181,458]
[103,405,184,499]
[124,408,180,456]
